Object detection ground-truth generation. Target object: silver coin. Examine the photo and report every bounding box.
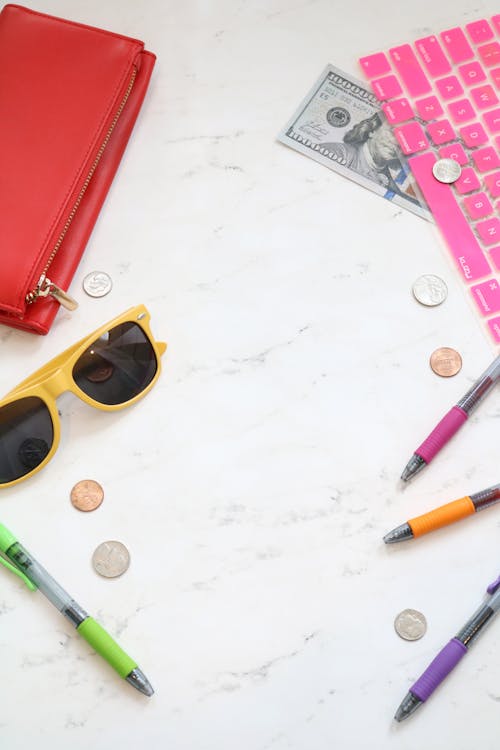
[432,158,462,184]
[394,608,427,641]
[92,540,130,578]
[83,271,113,298]
[412,274,448,306]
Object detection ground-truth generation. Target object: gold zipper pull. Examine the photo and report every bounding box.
[48,282,79,311]
[36,275,79,311]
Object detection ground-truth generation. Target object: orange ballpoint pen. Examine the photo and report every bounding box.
[384,483,500,543]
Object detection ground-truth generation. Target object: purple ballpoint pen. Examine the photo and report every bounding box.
[401,354,500,482]
[395,574,500,721]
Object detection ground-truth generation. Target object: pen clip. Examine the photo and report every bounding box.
[487,575,500,595]
[0,553,37,591]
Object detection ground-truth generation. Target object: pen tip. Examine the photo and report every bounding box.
[383,523,413,544]
[126,668,155,697]
[394,692,422,722]
[401,454,426,482]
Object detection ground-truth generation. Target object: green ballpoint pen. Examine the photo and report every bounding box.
[0,523,154,696]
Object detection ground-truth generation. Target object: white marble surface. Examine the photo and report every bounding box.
[2,0,500,747]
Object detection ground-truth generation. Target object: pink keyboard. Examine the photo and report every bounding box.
[359,17,500,347]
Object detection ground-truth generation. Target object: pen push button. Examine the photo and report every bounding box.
[487,575,500,594]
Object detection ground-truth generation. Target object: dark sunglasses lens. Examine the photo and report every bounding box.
[0,397,54,483]
[72,321,157,406]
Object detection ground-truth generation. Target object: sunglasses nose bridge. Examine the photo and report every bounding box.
[40,368,73,400]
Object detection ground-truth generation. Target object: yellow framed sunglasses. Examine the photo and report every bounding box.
[0,304,166,488]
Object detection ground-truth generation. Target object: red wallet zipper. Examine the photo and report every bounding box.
[25,64,138,312]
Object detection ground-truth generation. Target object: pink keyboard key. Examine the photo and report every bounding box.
[372,75,403,100]
[466,19,494,44]
[438,143,468,164]
[487,317,500,343]
[478,42,500,67]
[454,167,481,194]
[436,76,464,99]
[415,95,443,120]
[483,108,500,132]
[448,99,476,123]
[470,84,499,108]
[359,52,391,78]
[458,61,487,85]
[484,171,500,197]
[463,191,493,218]
[493,16,500,35]
[489,245,500,270]
[415,36,452,76]
[490,68,500,88]
[477,217,500,244]
[408,151,491,280]
[471,279,500,315]
[460,122,488,147]
[389,44,432,96]
[440,28,474,63]
[394,122,429,154]
[427,119,455,144]
[472,147,500,171]
[382,98,414,124]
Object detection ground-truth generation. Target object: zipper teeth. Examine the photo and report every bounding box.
[26,65,137,305]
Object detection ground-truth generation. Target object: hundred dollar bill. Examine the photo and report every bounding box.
[278,64,431,221]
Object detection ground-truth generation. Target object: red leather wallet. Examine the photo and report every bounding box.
[0,4,155,334]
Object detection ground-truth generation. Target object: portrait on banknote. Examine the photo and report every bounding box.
[278,65,431,221]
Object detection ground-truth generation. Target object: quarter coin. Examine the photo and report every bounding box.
[394,608,427,641]
[83,271,113,298]
[92,540,130,578]
[430,346,462,377]
[412,274,448,306]
[432,158,462,184]
[70,479,104,512]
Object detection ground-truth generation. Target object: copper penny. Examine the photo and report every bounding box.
[85,362,115,383]
[70,479,104,512]
[429,347,462,377]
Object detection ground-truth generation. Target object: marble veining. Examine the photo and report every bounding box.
[1,1,500,749]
